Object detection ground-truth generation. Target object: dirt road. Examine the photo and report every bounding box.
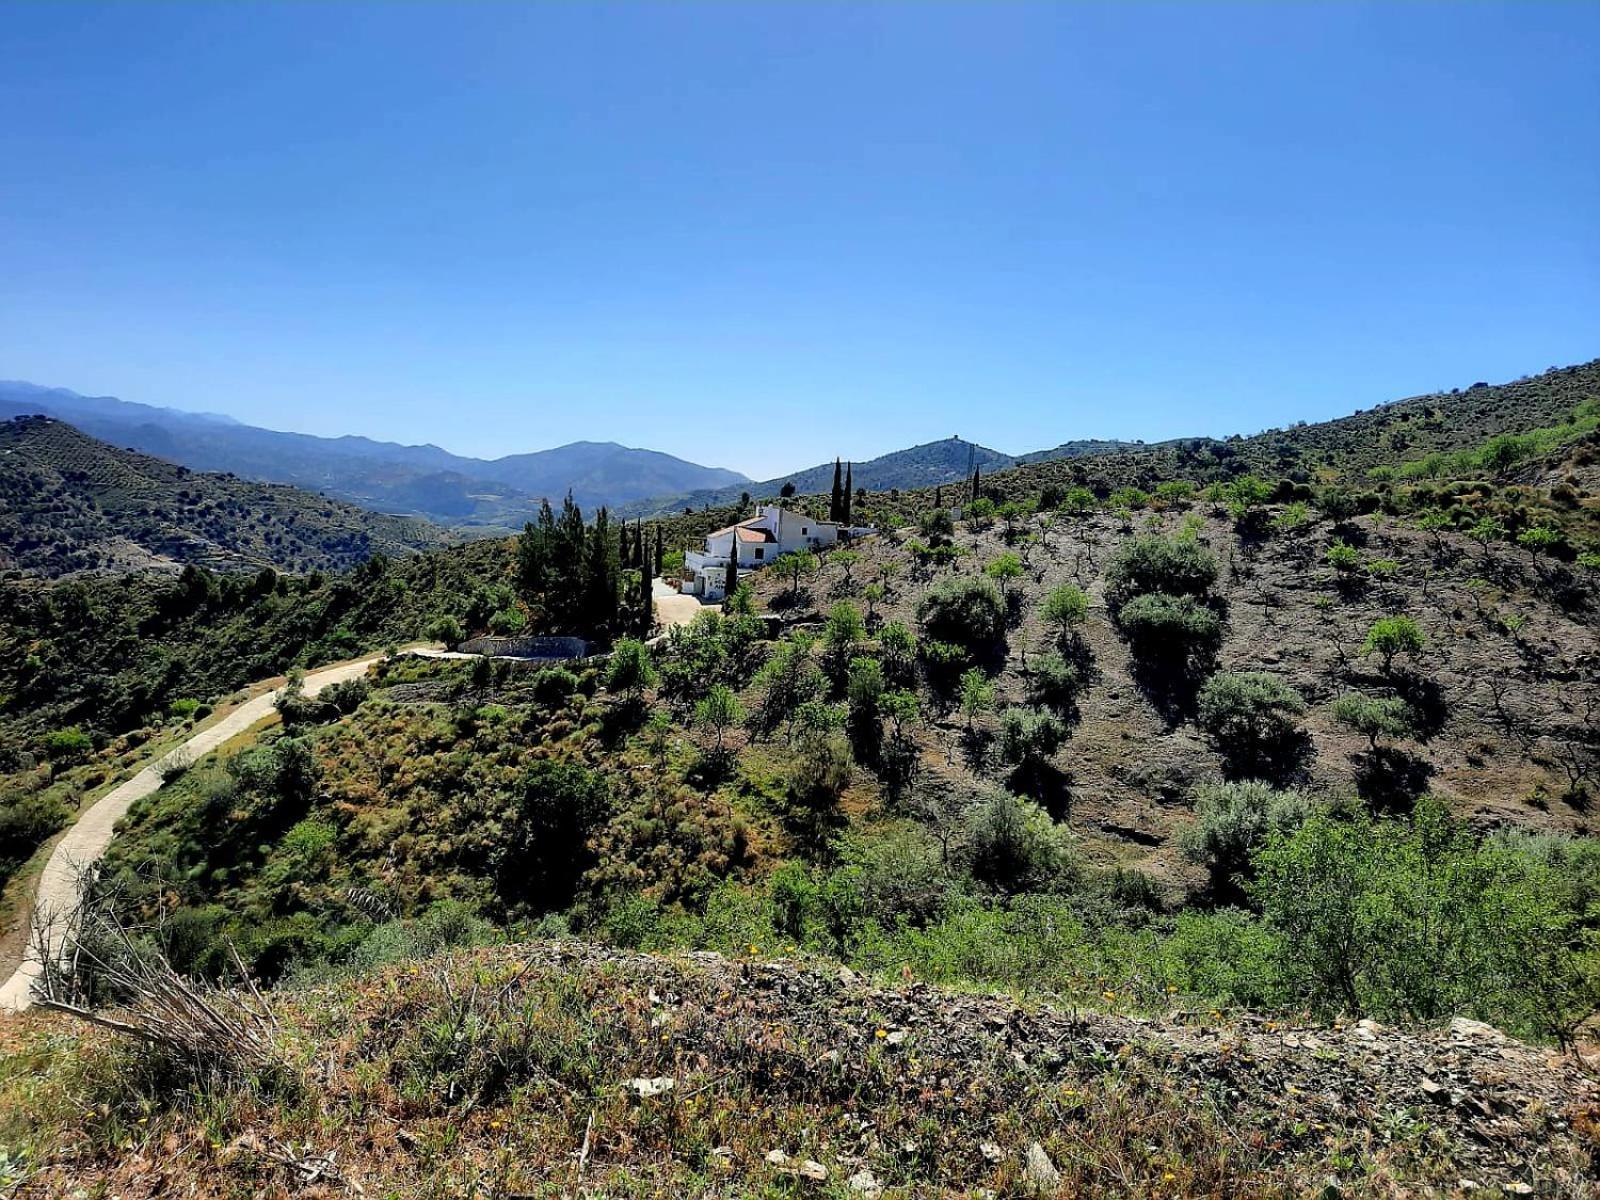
[0,654,384,1011]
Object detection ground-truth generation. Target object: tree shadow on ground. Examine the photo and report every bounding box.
[1354,746,1434,812]
[1217,728,1316,788]
[959,727,994,774]
[1007,761,1075,823]
[1391,671,1449,741]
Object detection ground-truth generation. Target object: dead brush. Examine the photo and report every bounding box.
[29,887,286,1084]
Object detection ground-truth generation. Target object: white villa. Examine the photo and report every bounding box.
[680,504,872,601]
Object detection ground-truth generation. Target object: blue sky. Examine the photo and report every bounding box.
[2,3,1595,479]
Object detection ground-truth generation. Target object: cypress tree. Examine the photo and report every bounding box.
[653,526,664,574]
[550,493,587,630]
[516,497,557,603]
[640,569,654,635]
[830,457,843,522]
[584,505,620,635]
[843,462,853,524]
[935,484,943,509]
[723,547,739,608]
[971,465,981,502]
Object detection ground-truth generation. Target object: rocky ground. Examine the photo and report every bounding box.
[2,941,1594,1197]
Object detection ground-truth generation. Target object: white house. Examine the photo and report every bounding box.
[680,504,871,601]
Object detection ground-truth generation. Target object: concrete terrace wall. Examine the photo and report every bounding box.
[456,635,589,660]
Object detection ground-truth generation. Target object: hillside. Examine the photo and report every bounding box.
[991,362,1600,507]
[1,360,1598,1196]
[0,416,457,577]
[3,940,1593,1198]
[0,382,747,527]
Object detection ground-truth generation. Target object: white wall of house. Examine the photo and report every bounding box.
[681,505,864,601]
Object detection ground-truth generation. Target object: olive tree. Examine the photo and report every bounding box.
[1179,780,1309,900]
[917,576,1007,654]
[1196,671,1308,781]
[1361,616,1425,674]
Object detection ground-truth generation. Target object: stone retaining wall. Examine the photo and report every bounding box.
[455,635,589,660]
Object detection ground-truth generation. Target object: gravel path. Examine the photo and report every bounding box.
[0,654,385,1011]
[653,578,711,631]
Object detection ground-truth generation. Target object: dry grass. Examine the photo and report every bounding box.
[3,941,1592,1199]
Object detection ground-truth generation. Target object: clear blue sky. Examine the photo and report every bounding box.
[2,3,1595,478]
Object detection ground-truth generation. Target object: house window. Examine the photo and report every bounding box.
[801,527,808,535]
[755,548,764,559]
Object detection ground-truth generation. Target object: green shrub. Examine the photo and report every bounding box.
[494,760,612,915]
[1178,781,1309,897]
[1117,594,1222,674]
[1253,798,1600,1042]
[41,727,93,769]
[824,601,866,649]
[426,614,465,646]
[1324,541,1362,572]
[487,607,527,635]
[1103,535,1218,612]
[531,666,580,705]
[1361,615,1426,672]
[1158,909,1286,1009]
[997,707,1067,773]
[351,900,495,973]
[1025,652,1082,717]
[0,790,71,879]
[320,677,370,715]
[1331,693,1413,748]
[1039,583,1088,643]
[603,638,657,695]
[841,826,956,930]
[1195,671,1307,780]
[963,792,1075,894]
[916,576,1006,652]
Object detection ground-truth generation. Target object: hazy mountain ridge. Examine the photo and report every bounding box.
[0,382,747,527]
[0,415,458,576]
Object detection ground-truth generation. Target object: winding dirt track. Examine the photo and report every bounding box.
[0,654,389,1011]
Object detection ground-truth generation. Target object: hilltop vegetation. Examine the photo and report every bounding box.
[618,436,1023,518]
[0,416,456,577]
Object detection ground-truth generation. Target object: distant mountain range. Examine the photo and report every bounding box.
[617,435,1145,517]
[0,379,1151,529]
[0,415,458,577]
[0,382,748,531]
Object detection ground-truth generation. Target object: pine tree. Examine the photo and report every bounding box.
[843,462,853,524]
[830,457,843,522]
